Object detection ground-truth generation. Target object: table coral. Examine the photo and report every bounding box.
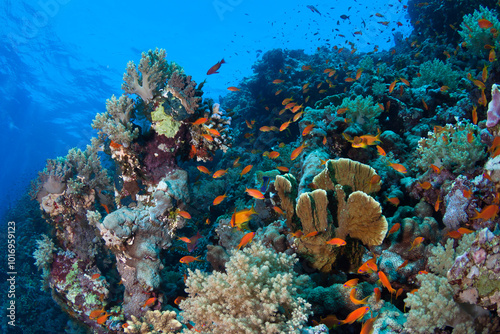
[179,241,311,334]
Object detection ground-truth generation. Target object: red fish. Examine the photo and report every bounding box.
[325,238,346,246]
[142,297,157,308]
[387,223,400,236]
[245,188,265,200]
[207,59,225,75]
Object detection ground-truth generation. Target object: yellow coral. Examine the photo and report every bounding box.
[313,158,381,193]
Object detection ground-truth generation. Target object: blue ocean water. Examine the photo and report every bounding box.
[0,0,410,220]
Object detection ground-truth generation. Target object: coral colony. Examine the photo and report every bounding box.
[9,1,500,333]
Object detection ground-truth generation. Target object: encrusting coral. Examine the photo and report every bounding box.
[179,241,312,334]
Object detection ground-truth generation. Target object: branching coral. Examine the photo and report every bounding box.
[92,94,139,147]
[162,70,201,119]
[412,59,461,90]
[125,310,182,334]
[334,95,382,132]
[122,48,169,103]
[458,5,500,55]
[179,241,312,334]
[415,121,486,173]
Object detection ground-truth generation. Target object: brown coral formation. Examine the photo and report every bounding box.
[125,310,182,334]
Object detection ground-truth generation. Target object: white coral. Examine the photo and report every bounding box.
[180,241,311,334]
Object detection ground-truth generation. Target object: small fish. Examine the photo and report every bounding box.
[240,165,253,177]
[435,195,442,212]
[360,317,376,334]
[446,230,462,239]
[389,79,398,93]
[397,259,409,270]
[419,181,432,190]
[302,124,315,136]
[303,231,319,238]
[179,256,203,264]
[472,106,478,124]
[471,204,499,221]
[197,166,211,175]
[343,278,359,288]
[430,164,442,174]
[202,133,214,142]
[275,89,282,95]
[96,313,110,325]
[109,140,122,149]
[212,169,228,178]
[350,288,369,305]
[273,206,284,215]
[418,270,429,275]
[386,197,400,207]
[177,210,191,219]
[91,273,101,280]
[388,162,407,173]
[462,188,473,198]
[268,151,280,159]
[290,142,308,160]
[387,223,400,236]
[272,79,284,84]
[409,236,425,251]
[212,194,227,206]
[227,86,240,91]
[207,58,225,75]
[400,77,410,86]
[89,308,106,319]
[355,68,363,80]
[276,166,290,172]
[206,128,221,137]
[279,120,292,131]
[142,297,157,308]
[478,18,493,29]
[376,145,386,156]
[337,107,349,114]
[378,271,396,294]
[396,288,404,299]
[233,157,241,167]
[178,237,192,243]
[338,306,370,325]
[192,117,208,125]
[237,232,256,250]
[458,227,473,234]
[325,238,346,246]
[174,296,187,305]
[245,188,265,199]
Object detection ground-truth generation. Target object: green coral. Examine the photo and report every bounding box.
[33,234,55,269]
[459,6,500,55]
[412,59,461,90]
[338,95,382,132]
[415,121,486,173]
[151,102,182,137]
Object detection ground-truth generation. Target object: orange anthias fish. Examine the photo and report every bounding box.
[268,151,280,159]
[273,206,284,215]
[303,231,319,238]
[338,306,370,325]
[230,206,257,228]
[302,124,315,136]
[177,210,191,219]
[471,204,499,221]
[350,288,369,305]
[212,194,227,206]
[419,181,432,190]
[227,86,240,91]
[96,313,110,325]
[237,232,256,250]
[358,258,377,274]
[212,169,228,178]
[142,297,157,308]
[291,142,308,160]
[89,308,106,320]
[386,197,400,207]
[373,287,381,302]
[478,18,493,29]
[245,188,265,199]
[179,256,203,264]
[388,162,407,173]
[202,134,214,142]
[197,166,211,175]
[360,317,377,334]
[325,238,346,246]
[387,223,400,236]
[458,227,473,234]
[273,79,284,84]
[397,259,409,270]
[174,296,187,305]
[389,79,399,93]
[178,237,192,243]
[192,117,208,125]
[378,271,396,294]
[409,236,425,251]
[207,58,225,75]
[343,278,359,288]
[240,164,253,177]
[91,273,101,280]
[277,166,289,172]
